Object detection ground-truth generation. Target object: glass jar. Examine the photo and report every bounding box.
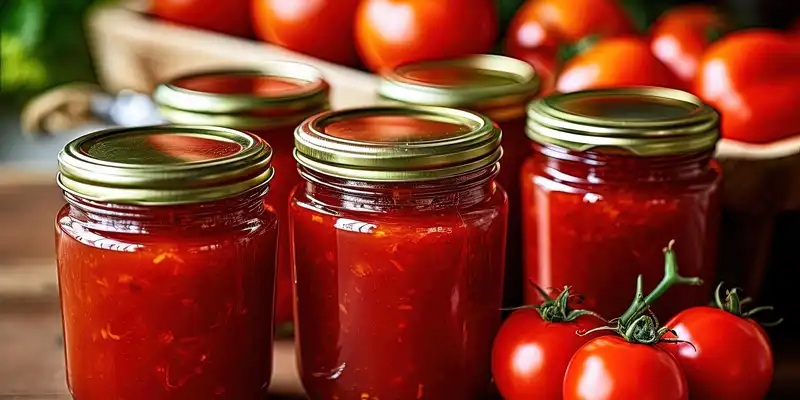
[523,87,722,319]
[55,126,278,399]
[291,107,508,399]
[378,55,540,307]
[154,63,329,326]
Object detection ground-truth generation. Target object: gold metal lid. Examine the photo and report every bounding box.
[58,125,274,205]
[294,106,502,182]
[527,87,720,155]
[378,55,539,121]
[153,62,329,123]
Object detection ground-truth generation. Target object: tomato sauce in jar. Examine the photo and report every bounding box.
[291,107,508,399]
[154,64,329,326]
[378,55,540,308]
[523,87,722,319]
[55,126,279,399]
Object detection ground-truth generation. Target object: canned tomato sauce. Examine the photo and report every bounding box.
[154,63,329,326]
[291,107,508,399]
[379,55,539,307]
[55,126,278,399]
[523,87,722,319]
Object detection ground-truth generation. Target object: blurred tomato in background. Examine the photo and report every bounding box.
[556,36,682,92]
[354,0,498,72]
[650,5,727,84]
[151,0,252,37]
[505,0,636,91]
[694,29,800,143]
[252,0,362,66]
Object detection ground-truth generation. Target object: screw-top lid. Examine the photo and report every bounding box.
[58,126,273,205]
[527,87,720,155]
[294,106,502,182]
[378,55,539,121]
[154,62,329,129]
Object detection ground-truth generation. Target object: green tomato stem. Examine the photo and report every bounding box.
[618,241,703,327]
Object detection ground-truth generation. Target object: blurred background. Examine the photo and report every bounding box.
[1,0,799,398]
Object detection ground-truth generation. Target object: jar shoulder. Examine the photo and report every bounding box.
[290,184,508,230]
[56,204,278,254]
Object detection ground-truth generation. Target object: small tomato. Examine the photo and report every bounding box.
[557,36,682,93]
[662,284,776,400]
[492,286,606,400]
[354,0,498,72]
[563,242,698,400]
[650,5,727,83]
[252,0,361,66]
[694,29,800,143]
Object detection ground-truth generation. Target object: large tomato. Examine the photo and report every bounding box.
[563,336,689,400]
[491,287,606,400]
[694,29,800,143]
[557,36,683,93]
[563,241,697,400]
[354,0,498,72]
[152,0,251,37]
[650,5,727,84]
[662,285,775,400]
[505,0,636,91]
[252,0,361,66]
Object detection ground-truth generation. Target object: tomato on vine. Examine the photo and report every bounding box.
[662,283,779,400]
[563,241,699,400]
[492,286,606,400]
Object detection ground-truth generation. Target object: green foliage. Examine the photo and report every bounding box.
[1,0,108,101]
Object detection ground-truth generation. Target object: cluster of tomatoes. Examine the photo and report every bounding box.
[151,0,800,144]
[149,0,498,72]
[492,242,779,400]
[506,0,800,144]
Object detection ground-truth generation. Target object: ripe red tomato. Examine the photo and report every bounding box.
[557,36,683,93]
[562,241,697,400]
[354,0,498,72]
[694,29,800,143]
[650,5,727,84]
[563,335,689,400]
[662,286,775,400]
[152,0,251,37]
[505,0,636,92]
[492,288,606,400]
[252,0,361,66]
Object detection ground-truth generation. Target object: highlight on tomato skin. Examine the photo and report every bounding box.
[649,4,727,84]
[151,0,253,38]
[556,36,684,93]
[661,284,777,400]
[354,0,499,72]
[252,0,362,66]
[693,29,800,144]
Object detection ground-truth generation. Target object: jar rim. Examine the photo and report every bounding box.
[294,106,503,182]
[58,125,274,205]
[378,55,539,117]
[527,87,720,156]
[153,62,330,118]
